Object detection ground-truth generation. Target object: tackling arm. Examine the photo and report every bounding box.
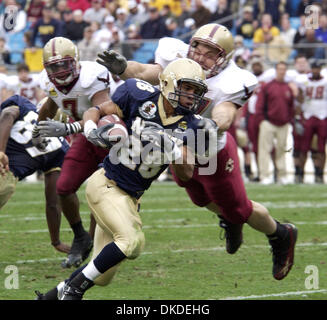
[97,50,163,85]
[170,145,195,182]
[211,101,238,133]
[121,61,163,85]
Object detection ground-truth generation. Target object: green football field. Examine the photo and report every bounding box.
[0,181,327,300]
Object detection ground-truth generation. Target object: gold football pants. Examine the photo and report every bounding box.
[85,168,145,286]
[0,171,17,210]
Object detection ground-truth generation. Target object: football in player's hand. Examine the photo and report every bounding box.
[97,114,128,145]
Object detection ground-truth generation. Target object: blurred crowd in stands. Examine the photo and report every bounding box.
[0,0,327,70]
[2,0,327,184]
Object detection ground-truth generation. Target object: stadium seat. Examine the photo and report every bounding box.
[7,31,25,64]
[243,38,253,50]
[133,42,158,63]
[290,17,301,30]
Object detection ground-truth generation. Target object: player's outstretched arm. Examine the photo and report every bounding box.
[97,50,163,85]
[211,101,237,133]
[170,146,195,182]
[0,107,19,157]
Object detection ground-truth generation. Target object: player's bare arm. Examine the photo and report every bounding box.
[83,100,121,143]
[211,101,237,132]
[90,88,110,109]
[170,146,195,182]
[0,107,19,173]
[97,49,163,85]
[0,107,19,153]
[122,61,162,85]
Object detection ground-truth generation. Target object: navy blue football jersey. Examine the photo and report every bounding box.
[1,95,69,180]
[102,79,205,198]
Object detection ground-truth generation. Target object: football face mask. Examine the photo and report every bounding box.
[43,37,80,86]
[159,58,208,115]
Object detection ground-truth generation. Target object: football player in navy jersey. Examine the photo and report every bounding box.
[0,95,70,253]
[35,58,213,300]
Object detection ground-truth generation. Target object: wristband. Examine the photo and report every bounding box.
[32,124,40,138]
[66,121,82,135]
[84,120,98,138]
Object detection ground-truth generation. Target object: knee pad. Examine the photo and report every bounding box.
[117,229,145,260]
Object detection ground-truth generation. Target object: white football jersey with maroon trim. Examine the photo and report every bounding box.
[296,74,327,120]
[155,37,258,152]
[6,74,41,105]
[39,61,112,120]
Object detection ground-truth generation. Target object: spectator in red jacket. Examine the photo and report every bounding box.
[256,61,294,184]
[67,0,90,12]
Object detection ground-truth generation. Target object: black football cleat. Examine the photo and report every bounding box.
[60,273,94,300]
[61,232,93,268]
[269,223,298,280]
[34,281,65,300]
[219,218,243,254]
[34,290,48,300]
[60,284,84,300]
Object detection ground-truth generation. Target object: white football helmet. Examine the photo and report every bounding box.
[159,58,208,115]
[43,37,80,86]
[188,24,234,78]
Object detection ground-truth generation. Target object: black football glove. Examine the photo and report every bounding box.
[86,123,120,149]
[31,124,50,151]
[140,122,182,162]
[96,50,128,75]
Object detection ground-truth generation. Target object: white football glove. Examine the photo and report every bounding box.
[37,118,82,137]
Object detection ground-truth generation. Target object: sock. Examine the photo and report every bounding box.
[267,221,288,240]
[69,272,94,292]
[68,264,88,282]
[314,166,323,177]
[295,166,301,175]
[71,220,85,238]
[244,164,252,176]
[93,242,126,273]
[82,260,102,281]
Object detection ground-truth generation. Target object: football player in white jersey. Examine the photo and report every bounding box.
[97,24,298,280]
[296,60,327,183]
[32,37,113,269]
[4,63,45,105]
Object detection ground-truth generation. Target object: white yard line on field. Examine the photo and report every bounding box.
[0,241,326,265]
[4,200,327,213]
[1,220,327,232]
[220,289,327,300]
